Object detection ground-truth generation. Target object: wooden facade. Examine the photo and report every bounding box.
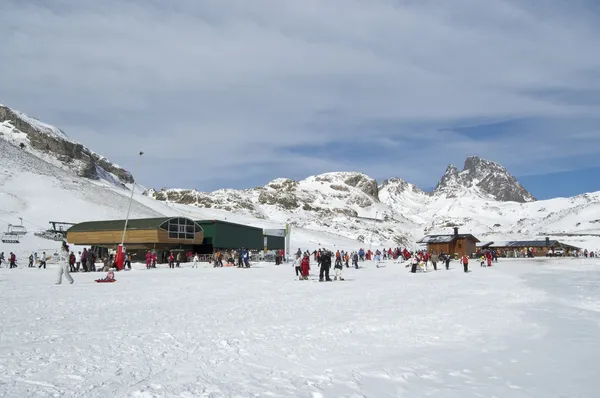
[67,229,204,249]
[426,237,478,258]
[486,239,581,257]
[417,228,480,258]
[66,217,205,250]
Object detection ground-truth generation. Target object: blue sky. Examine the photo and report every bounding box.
[1,0,599,199]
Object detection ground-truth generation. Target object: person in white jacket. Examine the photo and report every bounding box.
[56,248,74,285]
[191,253,199,268]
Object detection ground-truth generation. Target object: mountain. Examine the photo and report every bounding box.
[0,103,598,259]
[432,156,535,203]
[0,104,133,185]
[148,170,600,249]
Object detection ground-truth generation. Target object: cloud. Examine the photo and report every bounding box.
[1,0,599,192]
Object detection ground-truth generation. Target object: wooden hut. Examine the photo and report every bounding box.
[417,227,480,258]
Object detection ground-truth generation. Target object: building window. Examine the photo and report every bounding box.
[160,218,203,240]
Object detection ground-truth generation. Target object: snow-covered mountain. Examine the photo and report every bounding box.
[0,104,133,185]
[0,103,599,259]
[147,168,599,247]
[432,156,535,203]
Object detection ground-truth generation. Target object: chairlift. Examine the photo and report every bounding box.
[1,232,20,244]
[7,217,27,236]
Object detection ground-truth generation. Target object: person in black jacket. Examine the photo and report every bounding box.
[319,250,332,282]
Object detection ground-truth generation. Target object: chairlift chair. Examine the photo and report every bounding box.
[7,217,27,236]
[1,232,20,244]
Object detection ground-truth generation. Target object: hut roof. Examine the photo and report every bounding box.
[417,234,480,244]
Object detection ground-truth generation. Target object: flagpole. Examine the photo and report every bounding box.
[117,151,144,269]
[121,151,144,246]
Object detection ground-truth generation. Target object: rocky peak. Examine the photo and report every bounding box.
[380,177,424,195]
[433,156,535,203]
[434,164,461,197]
[342,173,379,201]
[0,104,133,184]
[310,172,379,201]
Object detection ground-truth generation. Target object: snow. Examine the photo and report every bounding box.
[1,257,599,397]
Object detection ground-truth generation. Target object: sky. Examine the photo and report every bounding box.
[1,0,599,199]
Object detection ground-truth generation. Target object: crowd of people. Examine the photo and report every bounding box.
[1,241,598,285]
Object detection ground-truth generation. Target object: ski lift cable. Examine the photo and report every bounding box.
[0,208,51,230]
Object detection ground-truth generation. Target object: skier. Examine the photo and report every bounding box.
[460,254,469,273]
[69,252,76,272]
[486,251,493,267]
[9,252,17,268]
[319,250,332,282]
[81,248,88,272]
[444,254,451,270]
[410,256,419,273]
[145,251,152,269]
[39,252,47,269]
[334,253,344,280]
[431,252,438,271]
[242,249,250,267]
[352,252,359,269]
[192,253,199,268]
[28,253,34,268]
[300,254,310,280]
[293,254,302,278]
[0,252,4,267]
[56,247,74,285]
[375,250,381,268]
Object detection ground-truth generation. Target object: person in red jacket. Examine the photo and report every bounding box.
[485,251,493,267]
[9,252,17,268]
[461,254,469,273]
[145,251,152,269]
[300,255,310,280]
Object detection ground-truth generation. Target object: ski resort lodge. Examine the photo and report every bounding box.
[477,238,581,257]
[66,217,286,255]
[417,228,480,258]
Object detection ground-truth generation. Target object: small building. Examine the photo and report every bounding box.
[487,238,581,257]
[67,217,266,259]
[417,228,480,258]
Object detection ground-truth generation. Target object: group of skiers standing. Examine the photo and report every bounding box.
[1,251,49,269]
[294,247,374,281]
[0,252,17,268]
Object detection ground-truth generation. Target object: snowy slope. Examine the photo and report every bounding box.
[1,258,600,397]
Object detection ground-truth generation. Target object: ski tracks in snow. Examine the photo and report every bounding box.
[1,259,599,397]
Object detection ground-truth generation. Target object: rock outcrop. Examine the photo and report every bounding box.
[0,104,133,184]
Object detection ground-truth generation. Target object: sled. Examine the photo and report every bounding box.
[95,279,116,283]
